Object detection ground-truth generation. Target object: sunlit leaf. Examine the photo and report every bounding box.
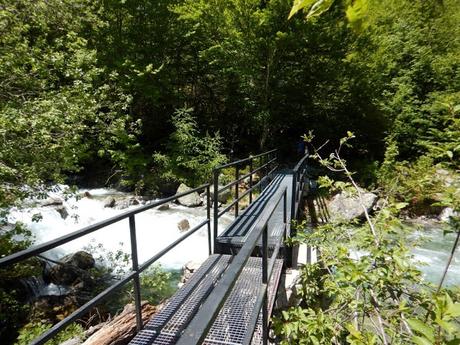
[408,319,435,342]
[288,0,334,20]
[412,336,434,345]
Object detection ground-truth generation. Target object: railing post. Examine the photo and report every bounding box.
[235,165,239,217]
[291,171,297,220]
[262,224,268,345]
[249,158,253,204]
[129,215,142,332]
[206,185,212,256]
[213,169,219,254]
[283,189,287,228]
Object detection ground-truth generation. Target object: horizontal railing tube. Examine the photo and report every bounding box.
[0,183,210,268]
[215,149,277,170]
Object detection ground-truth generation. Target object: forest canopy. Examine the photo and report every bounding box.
[1,0,458,200]
[1,0,460,344]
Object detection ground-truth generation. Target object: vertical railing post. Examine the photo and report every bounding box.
[291,170,297,220]
[283,189,287,228]
[206,185,212,256]
[235,165,239,217]
[262,224,268,345]
[213,169,219,254]
[129,215,142,332]
[249,158,253,204]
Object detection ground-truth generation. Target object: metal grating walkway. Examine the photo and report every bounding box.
[216,172,293,253]
[129,255,283,345]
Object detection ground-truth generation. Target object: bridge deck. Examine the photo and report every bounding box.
[129,170,298,345]
[130,254,283,345]
[216,171,293,253]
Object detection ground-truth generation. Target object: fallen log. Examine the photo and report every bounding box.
[82,301,160,345]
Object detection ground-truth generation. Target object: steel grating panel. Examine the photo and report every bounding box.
[130,254,232,345]
[129,255,283,345]
[217,173,293,252]
[203,258,283,345]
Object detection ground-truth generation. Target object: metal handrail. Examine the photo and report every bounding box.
[0,183,213,345]
[291,153,309,220]
[212,150,278,253]
[176,186,288,345]
[215,149,277,170]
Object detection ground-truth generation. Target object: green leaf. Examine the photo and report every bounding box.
[288,0,317,19]
[447,150,454,159]
[412,336,434,345]
[395,202,408,210]
[306,0,335,19]
[346,324,362,338]
[407,319,435,342]
[448,303,460,317]
[288,0,334,20]
[436,319,457,334]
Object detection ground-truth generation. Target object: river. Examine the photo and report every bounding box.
[7,186,232,271]
[6,187,459,286]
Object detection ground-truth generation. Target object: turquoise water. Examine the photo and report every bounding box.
[411,222,460,287]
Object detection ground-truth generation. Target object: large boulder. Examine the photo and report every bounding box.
[48,264,92,287]
[48,251,95,287]
[61,251,95,269]
[176,184,202,207]
[327,188,378,222]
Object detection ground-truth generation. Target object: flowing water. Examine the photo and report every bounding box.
[7,186,233,272]
[410,221,460,287]
[6,187,459,289]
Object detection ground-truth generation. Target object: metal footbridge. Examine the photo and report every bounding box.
[0,150,310,345]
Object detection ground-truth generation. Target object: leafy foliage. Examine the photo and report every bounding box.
[14,322,83,345]
[153,107,226,187]
[274,136,460,344]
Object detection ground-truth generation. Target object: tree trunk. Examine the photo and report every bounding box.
[82,302,161,345]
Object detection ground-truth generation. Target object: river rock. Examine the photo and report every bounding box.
[83,191,92,198]
[103,197,116,208]
[48,251,95,286]
[40,196,64,207]
[327,188,378,222]
[116,197,141,210]
[177,219,190,232]
[179,261,203,287]
[439,207,459,222]
[55,206,69,219]
[48,263,91,287]
[61,251,95,269]
[176,184,202,207]
[156,203,170,211]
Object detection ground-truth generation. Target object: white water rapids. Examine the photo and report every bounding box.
[6,187,460,286]
[7,186,233,271]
